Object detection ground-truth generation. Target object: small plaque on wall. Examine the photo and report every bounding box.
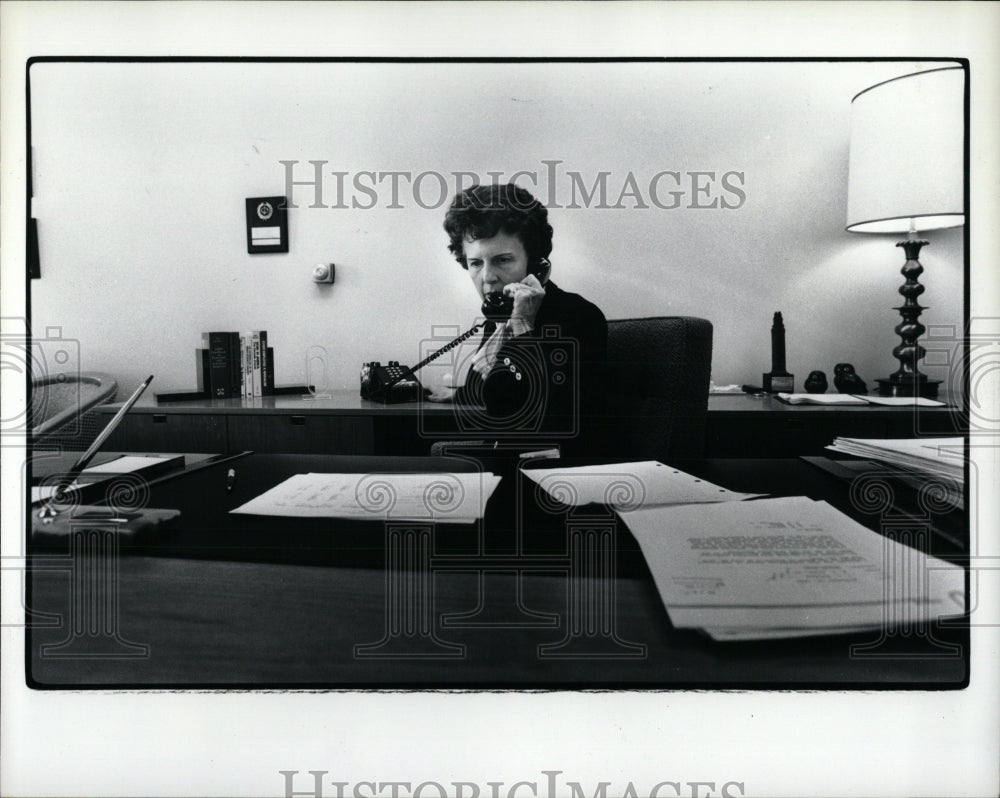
[245,196,288,254]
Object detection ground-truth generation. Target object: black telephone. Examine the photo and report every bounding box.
[362,307,500,403]
[359,360,425,403]
[361,265,545,403]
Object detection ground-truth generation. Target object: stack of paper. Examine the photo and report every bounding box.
[827,437,964,482]
[230,471,502,524]
[777,393,869,405]
[521,460,763,509]
[777,393,946,407]
[618,496,965,640]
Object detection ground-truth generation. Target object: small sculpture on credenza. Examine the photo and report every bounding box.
[833,363,868,395]
[804,370,828,394]
[761,311,794,392]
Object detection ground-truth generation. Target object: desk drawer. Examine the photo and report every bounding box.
[228,415,374,454]
[124,413,227,452]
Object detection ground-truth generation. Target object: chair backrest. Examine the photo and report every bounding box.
[602,316,713,459]
[31,371,118,449]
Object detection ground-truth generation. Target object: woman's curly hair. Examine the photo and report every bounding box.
[443,183,553,269]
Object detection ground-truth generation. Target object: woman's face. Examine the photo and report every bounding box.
[463,231,529,300]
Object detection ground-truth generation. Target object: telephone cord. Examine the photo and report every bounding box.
[373,321,484,395]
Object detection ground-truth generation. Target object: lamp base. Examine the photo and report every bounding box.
[763,372,794,393]
[875,377,941,399]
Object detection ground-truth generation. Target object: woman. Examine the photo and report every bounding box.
[431,183,607,456]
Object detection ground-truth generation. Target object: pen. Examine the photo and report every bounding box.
[226,468,237,493]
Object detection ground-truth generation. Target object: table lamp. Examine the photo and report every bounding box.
[846,66,965,398]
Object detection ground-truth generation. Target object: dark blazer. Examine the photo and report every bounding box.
[453,280,607,455]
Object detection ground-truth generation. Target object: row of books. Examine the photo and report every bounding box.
[203,331,274,399]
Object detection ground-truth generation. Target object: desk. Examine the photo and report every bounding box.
[98,390,965,458]
[27,453,969,688]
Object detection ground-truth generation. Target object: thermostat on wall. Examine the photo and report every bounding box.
[246,196,289,254]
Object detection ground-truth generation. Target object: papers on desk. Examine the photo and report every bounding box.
[521,461,763,509]
[827,437,964,482]
[777,393,946,407]
[777,392,868,405]
[230,472,502,524]
[618,496,965,641]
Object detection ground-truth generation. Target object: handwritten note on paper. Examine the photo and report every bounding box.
[230,472,502,524]
[521,461,762,509]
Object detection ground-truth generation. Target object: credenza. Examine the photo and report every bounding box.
[97,390,965,457]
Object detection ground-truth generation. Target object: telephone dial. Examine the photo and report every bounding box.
[359,360,426,403]
[361,258,552,403]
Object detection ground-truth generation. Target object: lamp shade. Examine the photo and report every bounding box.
[846,66,965,234]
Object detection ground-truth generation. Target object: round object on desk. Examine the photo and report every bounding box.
[804,370,828,393]
[833,363,868,395]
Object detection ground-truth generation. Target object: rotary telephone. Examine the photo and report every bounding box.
[361,260,547,403]
[360,294,512,403]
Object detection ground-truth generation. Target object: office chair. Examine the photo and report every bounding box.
[30,371,118,450]
[601,316,713,460]
[431,317,713,461]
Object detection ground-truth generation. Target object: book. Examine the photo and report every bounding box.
[155,389,210,402]
[242,335,253,399]
[776,392,945,407]
[228,332,243,398]
[251,331,263,397]
[258,331,269,395]
[263,345,275,396]
[205,332,234,399]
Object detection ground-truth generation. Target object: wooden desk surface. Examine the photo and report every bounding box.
[27,553,967,688]
[26,454,969,689]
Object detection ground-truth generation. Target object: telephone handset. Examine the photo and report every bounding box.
[481,291,514,321]
[481,256,549,320]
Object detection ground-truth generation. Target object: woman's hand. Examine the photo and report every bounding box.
[426,386,456,402]
[425,372,458,402]
[505,273,545,326]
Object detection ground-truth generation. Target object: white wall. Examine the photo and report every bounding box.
[29,60,965,396]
